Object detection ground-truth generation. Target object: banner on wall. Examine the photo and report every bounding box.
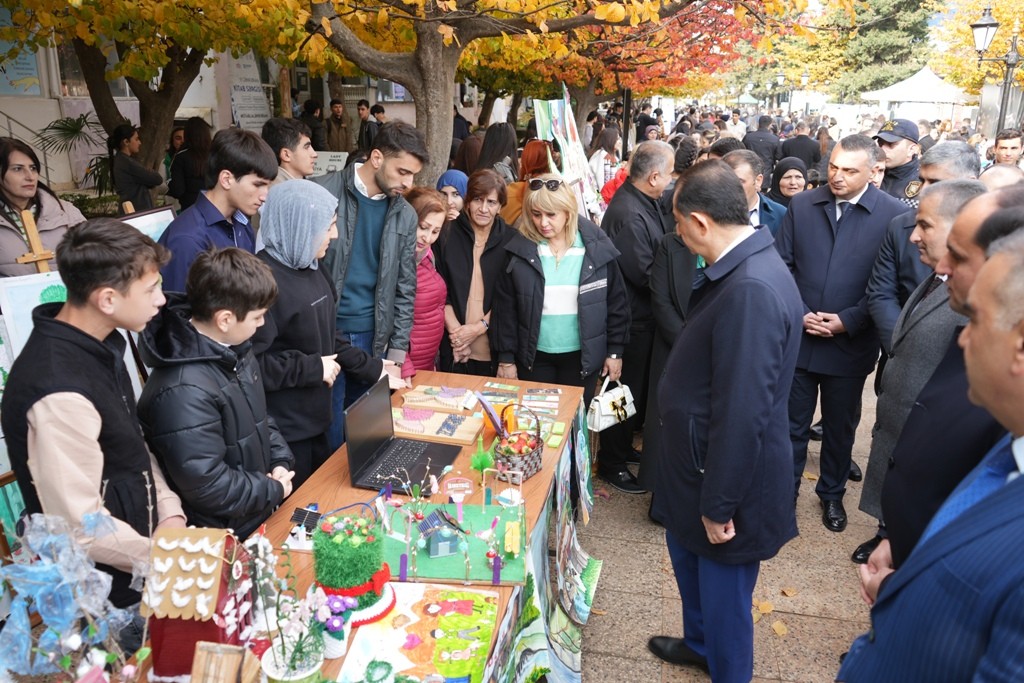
[229,52,272,132]
[0,10,41,96]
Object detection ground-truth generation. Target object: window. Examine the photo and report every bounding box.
[57,42,130,99]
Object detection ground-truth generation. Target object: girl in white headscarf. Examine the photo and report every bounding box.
[252,180,400,487]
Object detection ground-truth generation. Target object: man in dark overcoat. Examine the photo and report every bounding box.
[649,161,804,682]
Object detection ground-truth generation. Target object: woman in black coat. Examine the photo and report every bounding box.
[168,117,212,211]
[251,180,397,487]
[433,169,514,376]
[490,174,628,405]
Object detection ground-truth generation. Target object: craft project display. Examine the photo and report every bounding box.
[142,528,253,681]
[383,490,527,586]
[392,406,484,445]
[401,385,476,412]
[339,583,499,683]
[312,513,396,627]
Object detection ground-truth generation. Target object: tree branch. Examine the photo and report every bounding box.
[311,1,415,82]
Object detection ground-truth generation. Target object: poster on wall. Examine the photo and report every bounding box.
[0,9,41,96]
[229,52,272,132]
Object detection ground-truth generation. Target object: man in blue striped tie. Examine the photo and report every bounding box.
[837,228,1024,682]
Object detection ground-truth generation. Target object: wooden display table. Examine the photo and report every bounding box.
[260,371,587,681]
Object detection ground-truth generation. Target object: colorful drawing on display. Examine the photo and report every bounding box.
[533,87,603,222]
[554,433,601,625]
[572,404,594,524]
[338,583,499,683]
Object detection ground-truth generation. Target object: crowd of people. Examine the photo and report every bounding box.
[2,95,1024,681]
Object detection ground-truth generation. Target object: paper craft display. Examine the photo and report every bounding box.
[142,528,253,681]
[478,381,519,407]
[338,583,499,683]
[392,407,484,445]
[401,385,476,412]
[384,503,526,586]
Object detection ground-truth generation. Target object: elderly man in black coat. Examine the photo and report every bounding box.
[649,161,803,682]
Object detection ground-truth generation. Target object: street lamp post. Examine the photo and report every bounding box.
[776,72,787,113]
[971,7,1023,130]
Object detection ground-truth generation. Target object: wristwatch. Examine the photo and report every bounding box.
[609,353,620,359]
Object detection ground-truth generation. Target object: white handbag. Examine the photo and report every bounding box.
[586,376,637,432]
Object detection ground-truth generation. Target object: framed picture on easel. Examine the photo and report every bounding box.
[120,205,176,243]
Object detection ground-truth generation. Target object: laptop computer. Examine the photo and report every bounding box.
[344,377,462,492]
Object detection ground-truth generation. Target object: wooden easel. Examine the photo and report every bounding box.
[15,210,54,273]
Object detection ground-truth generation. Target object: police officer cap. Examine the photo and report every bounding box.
[874,119,920,144]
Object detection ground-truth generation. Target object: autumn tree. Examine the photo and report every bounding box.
[0,0,317,170]
[309,0,800,182]
[931,0,1024,95]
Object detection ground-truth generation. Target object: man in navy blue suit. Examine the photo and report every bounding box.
[837,229,1024,682]
[722,149,787,237]
[775,134,908,532]
[650,161,803,682]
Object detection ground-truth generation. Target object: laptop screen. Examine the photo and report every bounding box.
[344,377,393,479]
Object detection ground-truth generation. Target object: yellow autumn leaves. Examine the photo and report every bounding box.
[752,588,798,636]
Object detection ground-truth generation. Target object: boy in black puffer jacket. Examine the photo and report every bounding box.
[138,248,295,539]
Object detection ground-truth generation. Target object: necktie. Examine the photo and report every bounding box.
[921,274,943,300]
[692,255,707,290]
[837,201,850,222]
[919,435,1017,544]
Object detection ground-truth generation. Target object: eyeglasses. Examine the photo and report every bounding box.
[529,179,563,192]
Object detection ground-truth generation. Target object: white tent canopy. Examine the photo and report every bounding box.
[861,66,976,104]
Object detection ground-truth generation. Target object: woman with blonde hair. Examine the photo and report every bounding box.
[491,174,628,404]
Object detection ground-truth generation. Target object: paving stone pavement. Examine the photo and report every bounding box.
[578,380,878,682]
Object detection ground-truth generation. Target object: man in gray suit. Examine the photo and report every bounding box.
[852,180,988,563]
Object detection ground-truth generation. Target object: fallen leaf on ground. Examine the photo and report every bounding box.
[802,472,819,481]
[781,587,798,597]
[758,601,774,614]
[751,608,762,624]
[751,598,761,608]
[590,607,607,616]
[772,620,788,636]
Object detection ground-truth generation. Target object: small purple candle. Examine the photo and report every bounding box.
[399,553,408,582]
[492,558,501,585]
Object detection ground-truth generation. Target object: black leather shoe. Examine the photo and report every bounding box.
[821,499,847,532]
[851,535,882,564]
[599,469,646,494]
[848,460,863,482]
[809,421,824,441]
[647,636,709,672]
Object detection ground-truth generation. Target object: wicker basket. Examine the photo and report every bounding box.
[494,403,544,481]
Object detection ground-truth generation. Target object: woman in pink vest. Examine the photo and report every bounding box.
[402,188,448,379]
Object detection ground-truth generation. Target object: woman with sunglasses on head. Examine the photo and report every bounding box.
[433,169,514,376]
[491,174,628,405]
[0,137,85,276]
[501,139,554,225]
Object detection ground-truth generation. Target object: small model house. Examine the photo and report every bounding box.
[418,511,462,558]
[142,528,253,680]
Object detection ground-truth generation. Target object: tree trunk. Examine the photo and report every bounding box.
[281,68,295,118]
[327,72,346,105]
[73,40,205,173]
[507,92,524,127]
[72,39,128,137]
[126,44,206,171]
[408,28,461,185]
[477,91,497,128]
[567,81,599,138]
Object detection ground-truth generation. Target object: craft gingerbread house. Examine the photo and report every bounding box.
[142,528,254,681]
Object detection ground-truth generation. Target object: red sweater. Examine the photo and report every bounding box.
[403,250,447,377]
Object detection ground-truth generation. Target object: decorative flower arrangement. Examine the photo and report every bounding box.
[313,592,358,659]
[249,539,324,680]
[0,513,148,681]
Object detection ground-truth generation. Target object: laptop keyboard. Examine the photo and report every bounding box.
[363,439,431,485]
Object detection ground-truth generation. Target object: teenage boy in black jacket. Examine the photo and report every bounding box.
[138,248,295,539]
